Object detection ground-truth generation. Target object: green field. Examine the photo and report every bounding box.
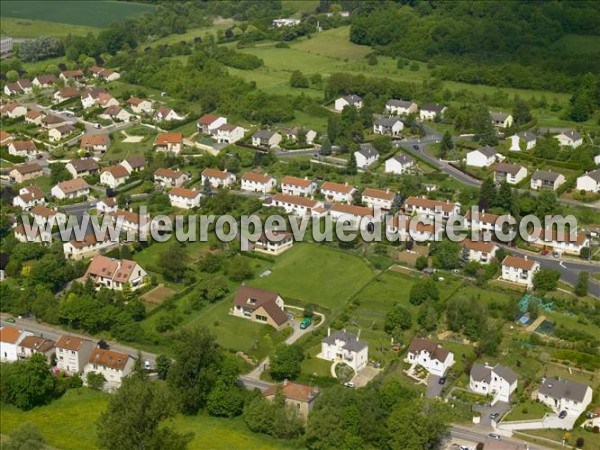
[0,17,100,37]
[551,34,600,55]
[0,388,300,450]
[1,1,155,29]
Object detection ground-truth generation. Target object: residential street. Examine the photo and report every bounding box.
[448,425,551,450]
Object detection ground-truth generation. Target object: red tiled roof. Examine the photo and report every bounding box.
[169,187,200,199]
[56,335,88,351]
[55,178,90,194]
[502,255,536,270]
[241,172,274,183]
[263,381,319,403]
[102,165,129,179]
[272,193,317,208]
[233,285,288,326]
[154,132,182,145]
[202,168,231,179]
[0,326,24,344]
[197,114,220,124]
[154,168,184,179]
[330,203,373,217]
[463,239,496,253]
[362,188,394,201]
[89,348,129,371]
[404,196,458,213]
[321,181,355,194]
[281,176,312,188]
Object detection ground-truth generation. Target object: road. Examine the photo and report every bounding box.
[0,314,157,368]
[449,425,550,450]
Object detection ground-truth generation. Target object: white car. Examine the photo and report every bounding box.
[343,381,355,388]
[144,360,151,370]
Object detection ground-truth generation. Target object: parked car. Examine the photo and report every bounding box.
[489,412,499,420]
[488,433,501,440]
[300,317,312,330]
[344,381,355,388]
[438,376,446,385]
[558,410,567,419]
[144,360,151,370]
[413,144,420,150]
[5,317,16,324]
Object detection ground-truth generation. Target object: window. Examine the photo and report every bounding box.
[256,315,267,322]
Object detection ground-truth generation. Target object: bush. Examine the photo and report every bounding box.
[576,437,584,448]
[86,372,105,391]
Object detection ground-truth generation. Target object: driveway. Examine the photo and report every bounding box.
[351,366,380,388]
[473,401,512,427]
[499,410,577,431]
[427,375,444,398]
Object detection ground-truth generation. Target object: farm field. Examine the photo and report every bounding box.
[0,388,301,450]
[1,0,155,28]
[0,17,100,37]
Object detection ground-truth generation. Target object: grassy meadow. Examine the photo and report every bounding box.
[0,17,100,37]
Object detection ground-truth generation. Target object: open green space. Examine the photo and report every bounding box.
[503,399,552,422]
[522,428,600,450]
[291,26,372,60]
[551,34,600,55]
[1,0,155,29]
[0,17,100,37]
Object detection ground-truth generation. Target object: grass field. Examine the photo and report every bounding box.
[0,17,100,37]
[522,428,600,450]
[0,388,301,450]
[551,34,600,55]
[503,399,552,421]
[1,0,155,28]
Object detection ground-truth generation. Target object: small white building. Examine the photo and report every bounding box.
[508,132,537,151]
[530,170,565,191]
[17,336,56,362]
[80,134,111,154]
[252,130,282,148]
[266,193,321,216]
[8,140,39,158]
[373,116,403,136]
[31,205,66,228]
[154,168,189,188]
[318,329,368,372]
[201,168,236,188]
[241,172,277,194]
[0,326,33,362]
[329,203,377,226]
[12,185,46,210]
[81,255,147,291]
[576,169,600,193]
[196,114,227,135]
[403,196,461,220]
[215,124,245,144]
[362,188,395,210]
[490,112,514,129]
[385,154,414,174]
[470,363,517,404]
[501,255,539,288]
[281,176,316,197]
[126,97,154,114]
[555,130,583,148]
[154,106,183,122]
[51,179,90,200]
[462,239,497,264]
[32,74,57,88]
[63,234,119,260]
[55,335,95,375]
[120,156,146,174]
[254,231,294,255]
[272,18,300,27]
[0,102,27,118]
[48,124,76,142]
[321,181,356,204]
[538,377,592,416]
[168,187,202,209]
[96,197,118,215]
[419,103,446,121]
[103,105,131,123]
[493,163,528,185]
[100,165,130,189]
[154,132,183,154]
[83,348,135,391]
[466,146,498,168]
[284,127,317,145]
[385,99,417,116]
[354,144,379,169]
[406,338,454,377]
[334,94,363,112]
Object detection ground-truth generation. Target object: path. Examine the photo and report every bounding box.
[526,315,546,332]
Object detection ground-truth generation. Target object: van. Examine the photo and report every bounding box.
[300,317,312,330]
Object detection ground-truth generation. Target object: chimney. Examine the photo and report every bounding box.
[283,379,288,386]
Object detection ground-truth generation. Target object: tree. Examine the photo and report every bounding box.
[439,131,454,159]
[386,399,449,450]
[367,54,378,65]
[0,354,57,410]
[289,70,309,88]
[478,177,497,210]
[319,136,332,156]
[5,423,46,450]
[86,372,105,390]
[533,268,560,293]
[49,162,72,184]
[512,98,532,126]
[535,190,557,217]
[167,327,223,414]
[385,305,412,335]
[155,354,171,380]
[225,255,254,281]
[206,378,246,417]
[97,370,192,450]
[417,303,439,332]
[347,152,358,175]
[575,271,589,297]
[415,255,428,271]
[409,279,439,306]
[269,344,304,381]
[159,244,189,282]
[478,324,502,356]
[244,392,304,439]
[432,240,460,270]
[6,70,19,82]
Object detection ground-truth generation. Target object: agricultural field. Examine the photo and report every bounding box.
[1,0,155,29]
[0,17,100,37]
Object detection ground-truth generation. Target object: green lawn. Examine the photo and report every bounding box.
[0,388,301,450]
[522,428,600,450]
[0,17,100,37]
[249,243,374,311]
[503,399,552,422]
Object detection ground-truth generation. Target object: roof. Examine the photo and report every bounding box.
[34,74,56,84]
[154,132,183,145]
[463,238,496,253]
[471,146,497,157]
[127,97,148,106]
[362,187,394,201]
[84,255,141,285]
[322,330,368,352]
[202,168,232,179]
[516,131,536,142]
[262,381,319,403]
[465,210,502,224]
[357,143,379,159]
[502,255,536,271]
[68,158,99,172]
[281,176,312,188]
[557,129,582,141]
[0,326,24,344]
[31,205,58,218]
[197,114,221,124]
[156,106,174,117]
[155,168,185,179]
[470,363,492,383]
[43,114,64,125]
[68,233,114,249]
[98,197,117,207]
[56,335,89,351]
[80,134,110,148]
[539,377,590,403]
[391,153,414,165]
[330,203,373,217]
[56,86,80,98]
[105,105,125,116]
[272,193,317,208]
[580,169,600,183]
[321,181,355,194]
[374,116,401,127]
[123,155,146,169]
[233,285,287,326]
[256,231,293,245]
[54,123,75,134]
[386,99,414,108]
[408,338,451,363]
[253,129,276,140]
[494,163,524,175]
[404,196,458,213]
[216,123,240,132]
[26,110,42,119]
[169,187,201,199]
[12,162,42,175]
[532,170,562,182]
[10,140,37,152]
[55,178,90,194]
[18,185,45,202]
[421,103,445,113]
[103,165,129,179]
[111,209,146,225]
[530,227,587,245]
[493,365,517,384]
[241,172,274,184]
[19,336,55,353]
[61,69,84,78]
[491,112,511,121]
[342,94,362,104]
[89,348,130,371]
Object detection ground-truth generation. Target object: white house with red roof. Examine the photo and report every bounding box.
[168,187,202,209]
[154,106,183,122]
[1,326,34,362]
[8,140,39,158]
[63,234,119,260]
[281,176,316,197]
[81,255,147,290]
[266,193,321,216]
[201,168,236,188]
[9,162,44,184]
[262,380,319,420]
[329,203,378,226]
[406,338,454,377]
[12,185,46,210]
[126,97,154,114]
[55,335,95,374]
[403,196,461,220]
[153,132,183,154]
[197,114,227,135]
[0,102,27,118]
[215,123,245,144]
[320,181,356,204]
[110,209,151,236]
[51,178,90,200]
[154,168,189,187]
[241,172,276,193]
[96,197,118,214]
[501,255,540,288]
[362,188,395,210]
[80,134,111,153]
[83,348,135,391]
[462,239,497,264]
[100,165,130,188]
[386,214,443,242]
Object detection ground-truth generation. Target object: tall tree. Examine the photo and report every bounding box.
[0,354,56,411]
[269,344,304,381]
[439,130,454,159]
[347,152,358,175]
[512,98,532,126]
[575,271,589,297]
[319,136,332,156]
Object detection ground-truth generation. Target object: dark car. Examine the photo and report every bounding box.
[413,144,420,150]
[489,412,500,420]
[438,376,446,385]
[559,410,568,419]
[488,433,501,440]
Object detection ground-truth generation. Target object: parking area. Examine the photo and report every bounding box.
[474,401,511,427]
[427,375,445,398]
[351,366,380,388]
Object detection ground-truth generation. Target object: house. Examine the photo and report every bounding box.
[530,170,565,191]
[154,168,189,188]
[53,86,80,103]
[462,239,497,264]
[501,255,539,288]
[334,94,363,112]
[89,66,120,82]
[252,130,282,148]
[196,114,227,135]
[81,255,147,290]
[17,336,55,362]
[403,196,461,220]
[595,154,600,166]
[419,103,446,121]
[576,169,600,193]
[80,134,110,154]
[555,130,583,148]
[281,176,316,197]
[465,210,513,235]
[4,79,32,96]
[538,377,592,416]
[329,203,377,225]
[385,153,414,174]
[25,110,44,125]
[470,363,517,404]
[9,162,43,184]
[154,132,183,154]
[262,380,319,421]
[254,231,294,255]
[266,193,321,216]
[110,209,151,235]
[55,335,95,374]
[83,348,135,391]
[214,124,245,144]
[466,146,499,168]
[272,18,300,27]
[231,285,288,330]
[42,114,65,129]
[0,102,27,118]
[51,178,90,200]
[406,338,454,377]
[126,97,154,114]
[59,69,84,81]
[284,127,317,145]
[362,188,395,210]
[490,112,514,129]
[508,132,537,151]
[0,36,12,55]
[168,187,202,209]
[385,99,417,116]
[63,234,119,260]
[528,228,589,256]
[48,123,76,142]
[0,130,13,145]
[120,156,146,174]
[32,74,57,88]
[373,116,403,136]
[154,106,183,122]
[321,181,356,203]
[0,253,7,282]
[8,140,38,158]
[100,165,130,189]
[386,214,443,242]
[201,168,236,188]
[241,172,277,194]
[493,163,528,185]
[12,185,46,210]
[14,223,52,244]
[81,89,118,109]
[355,143,380,168]
[318,329,368,372]
[103,105,131,122]
[31,205,67,227]
[1,326,33,362]
[96,197,118,214]
[66,158,100,178]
